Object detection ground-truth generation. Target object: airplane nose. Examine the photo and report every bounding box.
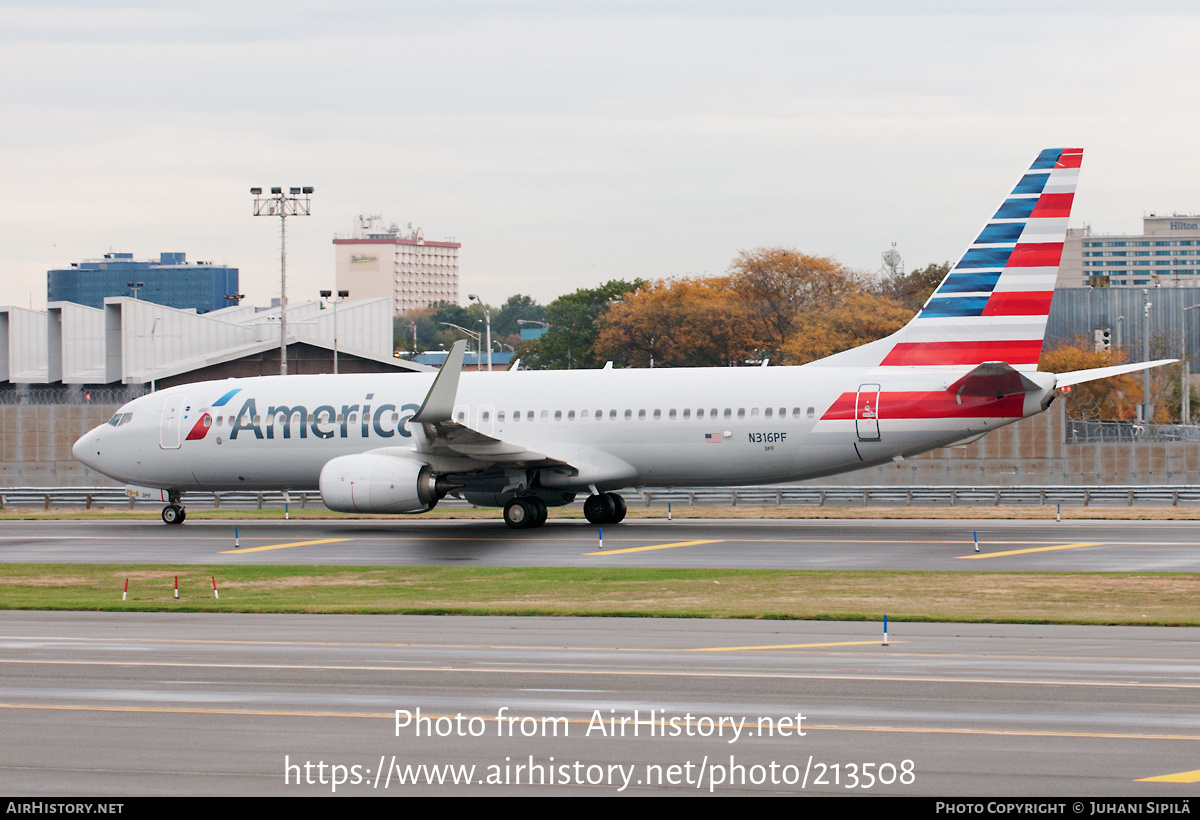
[73,428,100,469]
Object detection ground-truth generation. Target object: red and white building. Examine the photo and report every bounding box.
[334,215,461,315]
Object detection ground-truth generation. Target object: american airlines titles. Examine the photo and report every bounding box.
[221,395,422,442]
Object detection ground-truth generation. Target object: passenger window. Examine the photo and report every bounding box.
[596,410,603,420]
[750,408,759,419]
[807,407,815,418]
[669,409,676,420]
[710,408,718,418]
[779,407,786,418]
[455,411,465,422]
[723,408,732,419]
[554,410,562,421]
[653,409,661,420]
[638,409,646,420]
[481,411,490,422]
[581,410,588,420]
[683,408,691,419]
[567,410,576,421]
[792,408,801,418]
[764,408,773,418]
[527,411,534,421]
[541,410,548,421]
[624,409,632,420]
[391,412,400,424]
[697,408,704,419]
[498,411,505,422]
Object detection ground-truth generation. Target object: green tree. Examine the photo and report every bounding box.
[519,279,642,369]
[493,294,545,346]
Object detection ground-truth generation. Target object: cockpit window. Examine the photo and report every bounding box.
[108,413,133,427]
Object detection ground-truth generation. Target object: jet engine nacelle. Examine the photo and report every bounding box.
[319,453,447,514]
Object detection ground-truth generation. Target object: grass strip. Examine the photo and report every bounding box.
[0,564,1196,625]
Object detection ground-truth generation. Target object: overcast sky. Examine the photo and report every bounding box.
[2,1,1198,311]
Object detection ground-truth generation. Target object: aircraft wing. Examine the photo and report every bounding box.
[407,340,568,467]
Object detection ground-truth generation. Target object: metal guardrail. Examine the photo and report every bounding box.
[2,485,1200,511]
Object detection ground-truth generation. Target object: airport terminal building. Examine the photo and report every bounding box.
[47,252,239,313]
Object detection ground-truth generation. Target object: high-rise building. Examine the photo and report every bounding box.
[47,252,238,313]
[1057,215,1200,288]
[333,215,460,315]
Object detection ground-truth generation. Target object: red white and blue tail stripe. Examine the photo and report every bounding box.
[819,148,1081,372]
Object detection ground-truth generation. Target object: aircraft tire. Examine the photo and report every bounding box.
[503,498,535,529]
[583,493,616,525]
[530,497,548,527]
[161,505,185,525]
[605,493,627,523]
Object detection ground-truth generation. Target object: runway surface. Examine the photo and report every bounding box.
[1,517,1199,571]
[1,611,1198,796]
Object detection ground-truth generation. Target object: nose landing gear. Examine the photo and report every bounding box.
[161,491,186,525]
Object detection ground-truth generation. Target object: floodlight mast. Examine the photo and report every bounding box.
[251,186,314,375]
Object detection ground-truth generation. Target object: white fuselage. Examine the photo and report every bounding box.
[72,363,1052,495]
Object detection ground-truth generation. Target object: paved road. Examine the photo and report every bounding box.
[0,612,1197,796]
[1,517,1199,571]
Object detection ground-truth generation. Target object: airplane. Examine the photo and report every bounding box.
[73,147,1175,528]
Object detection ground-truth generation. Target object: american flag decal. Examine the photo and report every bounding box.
[704,433,722,444]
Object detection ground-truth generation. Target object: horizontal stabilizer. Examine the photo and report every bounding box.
[1055,359,1178,388]
[947,362,1043,398]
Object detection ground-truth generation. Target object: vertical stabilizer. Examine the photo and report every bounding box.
[816,148,1082,371]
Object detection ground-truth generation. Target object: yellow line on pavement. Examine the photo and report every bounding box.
[692,640,903,652]
[220,538,349,554]
[957,542,1103,559]
[585,539,723,556]
[1136,768,1200,783]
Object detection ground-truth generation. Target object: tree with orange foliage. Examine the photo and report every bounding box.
[593,277,759,367]
[727,248,864,356]
[1039,338,1144,421]
[780,290,911,364]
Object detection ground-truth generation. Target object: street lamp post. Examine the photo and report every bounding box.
[127,281,145,300]
[440,322,481,367]
[468,294,491,372]
[251,186,313,376]
[319,289,350,374]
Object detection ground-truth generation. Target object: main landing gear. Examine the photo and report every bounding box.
[583,492,627,525]
[503,496,549,530]
[161,491,186,525]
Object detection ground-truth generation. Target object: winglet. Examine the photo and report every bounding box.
[411,340,467,424]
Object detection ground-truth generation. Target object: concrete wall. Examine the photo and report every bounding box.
[0,404,118,486]
[4,401,1199,489]
[823,402,1200,486]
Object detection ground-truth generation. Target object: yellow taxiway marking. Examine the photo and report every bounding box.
[693,640,904,652]
[1136,768,1200,783]
[219,538,349,554]
[585,539,722,556]
[1,703,1197,742]
[957,542,1103,559]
